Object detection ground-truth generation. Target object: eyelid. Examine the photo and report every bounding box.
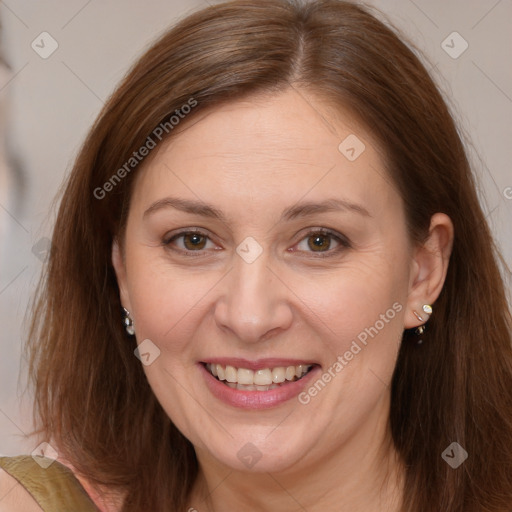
[162,227,211,244]
[292,227,351,257]
[162,228,219,256]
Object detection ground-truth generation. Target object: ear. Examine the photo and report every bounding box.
[404,213,454,329]
[112,238,132,311]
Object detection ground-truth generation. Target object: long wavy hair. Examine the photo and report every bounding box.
[26,0,512,510]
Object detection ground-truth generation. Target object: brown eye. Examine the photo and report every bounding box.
[182,233,207,250]
[307,233,332,252]
[164,230,216,253]
[295,229,350,256]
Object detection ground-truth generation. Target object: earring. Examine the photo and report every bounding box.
[415,324,426,335]
[413,304,432,323]
[414,304,432,338]
[413,310,424,322]
[122,307,135,336]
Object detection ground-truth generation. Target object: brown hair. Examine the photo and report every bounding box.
[26,0,512,510]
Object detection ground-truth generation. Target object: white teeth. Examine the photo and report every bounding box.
[237,383,255,391]
[206,363,312,389]
[254,369,272,386]
[225,365,237,383]
[237,368,254,385]
[272,367,285,383]
[285,366,296,380]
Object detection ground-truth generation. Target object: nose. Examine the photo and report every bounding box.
[214,252,293,344]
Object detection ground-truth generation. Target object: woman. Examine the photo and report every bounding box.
[1,0,511,510]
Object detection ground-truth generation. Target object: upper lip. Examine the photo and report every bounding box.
[201,358,318,371]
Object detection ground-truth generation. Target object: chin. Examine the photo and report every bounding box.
[203,433,312,474]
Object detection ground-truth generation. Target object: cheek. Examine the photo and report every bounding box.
[291,266,406,429]
[124,251,213,355]
[292,252,407,367]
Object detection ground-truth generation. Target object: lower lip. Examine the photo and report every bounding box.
[199,363,320,409]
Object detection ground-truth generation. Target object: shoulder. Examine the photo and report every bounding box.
[56,457,125,512]
[0,468,43,511]
[0,455,101,512]
[0,454,125,512]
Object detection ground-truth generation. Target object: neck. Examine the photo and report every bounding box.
[188,396,404,511]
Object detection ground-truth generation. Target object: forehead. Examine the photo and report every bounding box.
[130,88,400,222]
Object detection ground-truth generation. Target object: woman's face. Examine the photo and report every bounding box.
[113,89,418,475]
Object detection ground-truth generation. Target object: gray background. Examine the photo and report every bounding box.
[0,0,510,456]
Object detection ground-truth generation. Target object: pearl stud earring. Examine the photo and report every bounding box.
[122,307,135,336]
[414,304,432,338]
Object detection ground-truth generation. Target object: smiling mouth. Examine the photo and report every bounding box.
[204,363,315,391]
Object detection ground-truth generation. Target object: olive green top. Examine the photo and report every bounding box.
[0,455,98,511]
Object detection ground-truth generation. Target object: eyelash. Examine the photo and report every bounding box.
[162,228,351,258]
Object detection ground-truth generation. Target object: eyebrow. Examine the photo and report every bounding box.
[143,196,371,222]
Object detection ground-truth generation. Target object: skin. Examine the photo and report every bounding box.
[112,88,453,511]
[0,471,44,512]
